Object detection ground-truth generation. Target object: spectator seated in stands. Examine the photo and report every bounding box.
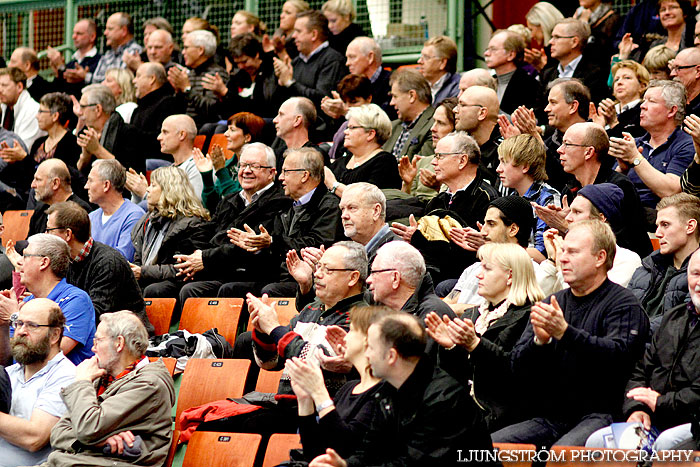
[130,62,184,163]
[627,193,700,332]
[587,249,700,451]
[205,242,368,436]
[171,143,292,305]
[343,37,393,118]
[324,74,373,162]
[310,312,496,466]
[418,36,460,105]
[43,311,174,467]
[396,97,456,204]
[572,0,620,67]
[491,220,649,447]
[427,243,545,431]
[0,124,29,210]
[193,112,265,212]
[0,299,75,467]
[0,233,95,366]
[484,30,540,115]
[75,84,145,174]
[286,306,386,463]
[127,114,203,208]
[324,103,401,196]
[610,79,693,228]
[590,59,649,139]
[670,47,700,117]
[382,69,435,162]
[45,201,152,334]
[143,29,178,71]
[103,68,137,124]
[247,148,342,298]
[168,29,228,129]
[84,160,144,262]
[391,131,499,285]
[496,134,560,260]
[0,67,44,150]
[272,96,329,171]
[46,18,101,98]
[547,183,642,287]
[535,121,651,257]
[130,165,210,303]
[91,12,143,84]
[444,196,561,312]
[27,159,91,237]
[8,47,52,103]
[274,0,311,61]
[522,2,564,73]
[322,0,365,55]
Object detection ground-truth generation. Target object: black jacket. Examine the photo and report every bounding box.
[131,85,184,159]
[623,301,700,431]
[345,356,496,467]
[26,75,53,102]
[499,67,540,115]
[627,250,692,320]
[28,193,91,237]
[411,174,499,283]
[131,213,210,284]
[201,184,293,281]
[83,112,145,174]
[540,52,610,105]
[219,52,284,119]
[271,184,342,280]
[443,302,532,431]
[66,241,152,334]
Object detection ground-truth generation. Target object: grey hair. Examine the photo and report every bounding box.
[82,84,117,115]
[343,182,386,220]
[286,147,324,180]
[349,36,382,64]
[26,233,71,278]
[100,311,149,357]
[555,18,590,48]
[648,79,687,124]
[187,30,217,58]
[141,62,167,86]
[335,240,368,282]
[446,131,481,165]
[375,241,426,288]
[241,142,276,168]
[346,103,392,145]
[93,159,127,192]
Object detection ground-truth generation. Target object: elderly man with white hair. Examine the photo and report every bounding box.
[168,29,228,128]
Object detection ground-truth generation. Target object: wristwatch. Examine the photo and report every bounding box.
[329,181,340,194]
[316,399,334,413]
[632,157,642,167]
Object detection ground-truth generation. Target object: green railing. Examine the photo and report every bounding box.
[0,0,463,71]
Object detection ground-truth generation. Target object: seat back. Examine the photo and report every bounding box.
[183,431,261,467]
[175,358,250,431]
[493,443,537,467]
[193,135,206,150]
[1,210,32,246]
[145,298,177,336]
[179,298,244,345]
[209,134,234,159]
[247,298,297,331]
[255,369,283,393]
[148,356,177,376]
[262,433,302,467]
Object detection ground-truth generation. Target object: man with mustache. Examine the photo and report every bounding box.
[0,299,75,467]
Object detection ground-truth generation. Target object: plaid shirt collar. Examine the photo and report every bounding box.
[74,237,94,262]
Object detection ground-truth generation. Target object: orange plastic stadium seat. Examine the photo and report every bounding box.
[1,210,32,246]
[179,298,244,346]
[182,431,261,467]
[262,433,302,467]
[145,298,177,336]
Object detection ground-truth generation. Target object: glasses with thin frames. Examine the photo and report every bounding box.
[315,264,355,275]
[240,163,273,171]
[10,318,54,331]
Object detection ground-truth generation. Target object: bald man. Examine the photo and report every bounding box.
[28,159,90,236]
[146,29,177,69]
[670,47,700,116]
[459,69,497,96]
[454,85,501,184]
[8,47,52,101]
[130,62,183,161]
[345,36,394,118]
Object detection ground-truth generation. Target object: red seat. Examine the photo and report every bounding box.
[179,298,244,346]
[145,298,176,336]
[183,431,261,467]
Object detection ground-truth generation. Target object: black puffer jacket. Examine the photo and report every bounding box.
[623,302,700,431]
[627,250,692,320]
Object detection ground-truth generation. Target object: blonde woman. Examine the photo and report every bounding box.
[524,2,565,71]
[230,10,265,39]
[130,166,210,296]
[104,68,137,123]
[592,60,649,138]
[322,0,365,54]
[426,243,544,430]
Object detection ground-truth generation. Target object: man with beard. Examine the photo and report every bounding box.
[42,311,175,466]
[0,299,75,467]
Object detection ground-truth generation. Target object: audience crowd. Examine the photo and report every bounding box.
[4,0,700,465]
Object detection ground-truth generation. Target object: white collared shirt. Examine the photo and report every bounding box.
[557,54,583,78]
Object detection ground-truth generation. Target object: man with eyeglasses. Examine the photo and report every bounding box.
[0,299,75,467]
[0,234,95,367]
[539,18,608,104]
[669,47,700,117]
[391,131,499,285]
[172,143,293,307]
[417,36,460,105]
[216,242,368,435]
